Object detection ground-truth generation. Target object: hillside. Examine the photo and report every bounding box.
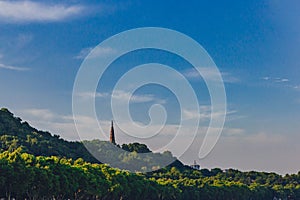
[84,140,186,172]
[1,148,300,200]
[0,108,97,162]
[0,108,186,171]
[1,108,300,200]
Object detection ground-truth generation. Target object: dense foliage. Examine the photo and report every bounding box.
[1,108,300,199]
[0,108,185,172]
[0,148,166,200]
[1,149,300,200]
[0,108,96,163]
[84,140,184,172]
[121,142,151,153]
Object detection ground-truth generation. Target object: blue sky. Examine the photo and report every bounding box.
[0,0,300,174]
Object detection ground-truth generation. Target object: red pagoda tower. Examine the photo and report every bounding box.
[109,120,116,145]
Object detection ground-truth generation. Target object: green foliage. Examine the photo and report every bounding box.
[0,108,97,162]
[121,142,151,153]
[1,108,300,199]
[0,150,179,200]
[84,140,183,172]
[0,150,289,200]
[148,167,300,200]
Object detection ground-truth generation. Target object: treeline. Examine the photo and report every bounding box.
[0,108,185,172]
[1,149,300,200]
[1,108,300,199]
[0,148,168,200]
[83,140,184,172]
[0,108,97,162]
[148,167,300,200]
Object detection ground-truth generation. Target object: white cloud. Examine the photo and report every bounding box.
[75,47,93,59]
[293,85,300,90]
[261,76,289,83]
[0,1,86,23]
[275,78,289,83]
[17,109,102,140]
[75,46,117,59]
[76,90,166,104]
[75,92,109,99]
[222,127,245,137]
[21,109,55,121]
[184,67,239,83]
[262,76,270,80]
[182,109,201,120]
[260,76,300,93]
[112,90,162,103]
[183,105,237,121]
[0,63,29,71]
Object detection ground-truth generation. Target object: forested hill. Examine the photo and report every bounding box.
[1,108,300,199]
[0,108,97,162]
[0,108,185,171]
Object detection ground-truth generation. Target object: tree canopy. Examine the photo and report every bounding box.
[1,108,300,200]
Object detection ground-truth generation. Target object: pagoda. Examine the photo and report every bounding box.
[109,120,116,145]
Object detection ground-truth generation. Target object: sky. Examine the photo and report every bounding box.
[0,0,300,174]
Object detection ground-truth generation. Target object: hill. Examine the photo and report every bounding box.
[0,108,97,162]
[83,140,187,172]
[1,108,300,200]
[0,108,186,171]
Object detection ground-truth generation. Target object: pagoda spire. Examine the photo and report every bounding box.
[109,120,116,144]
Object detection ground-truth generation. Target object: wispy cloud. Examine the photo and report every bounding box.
[76,92,109,99]
[183,105,238,121]
[222,127,245,137]
[261,76,289,83]
[75,46,117,59]
[76,90,166,104]
[0,1,87,23]
[261,76,300,92]
[275,77,289,83]
[112,90,165,103]
[0,63,29,71]
[262,76,270,81]
[184,67,239,83]
[182,109,201,120]
[17,109,101,140]
[293,85,300,90]
[20,108,56,121]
